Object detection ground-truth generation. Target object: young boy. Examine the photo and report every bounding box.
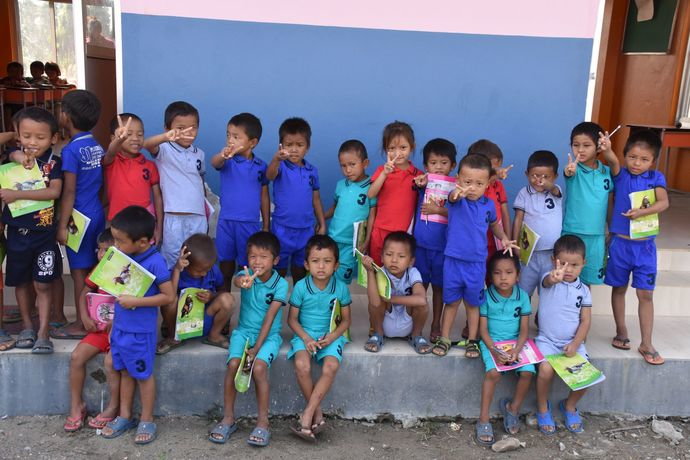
[432,154,517,359]
[209,231,288,447]
[157,233,235,354]
[143,101,206,268]
[324,139,376,284]
[562,122,617,285]
[211,113,269,290]
[512,150,562,296]
[362,232,430,354]
[27,61,49,86]
[100,206,174,444]
[55,90,105,339]
[535,235,592,435]
[605,130,668,365]
[0,107,63,353]
[287,235,351,442]
[412,138,456,342]
[266,117,326,284]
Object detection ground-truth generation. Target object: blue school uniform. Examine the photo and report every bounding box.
[413,188,447,286]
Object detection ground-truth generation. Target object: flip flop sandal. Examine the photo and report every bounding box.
[559,399,584,433]
[499,397,520,434]
[311,419,326,435]
[475,422,495,446]
[15,329,37,349]
[247,427,271,447]
[63,407,87,432]
[88,413,115,429]
[31,338,54,354]
[0,329,16,352]
[537,402,557,435]
[431,337,451,357]
[134,422,158,445]
[409,336,432,355]
[465,340,480,359]
[49,321,67,329]
[2,308,22,324]
[290,423,316,443]
[208,422,238,444]
[49,324,86,340]
[364,333,383,353]
[156,339,184,355]
[638,348,665,365]
[202,337,230,350]
[102,416,139,439]
[611,336,631,350]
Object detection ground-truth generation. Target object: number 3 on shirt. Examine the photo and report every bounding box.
[357,194,366,205]
[265,293,275,305]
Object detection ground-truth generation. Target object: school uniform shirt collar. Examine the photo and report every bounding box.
[232,153,262,166]
[305,275,336,294]
[256,269,281,289]
[116,151,146,164]
[563,277,584,289]
[465,196,489,205]
[487,285,521,303]
[626,168,655,180]
[577,160,606,175]
[70,132,93,143]
[168,141,198,153]
[526,184,560,196]
[283,159,314,171]
[345,176,371,187]
[131,245,158,263]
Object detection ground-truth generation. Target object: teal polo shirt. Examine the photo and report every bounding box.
[237,269,288,336]
[289,275,352,336]
[563,160,613,236]
[328,177,377,244]
[479,285,532,342]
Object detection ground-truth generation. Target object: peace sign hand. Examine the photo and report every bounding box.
[239,265,260,289]
[222,142,244,160]
[500,239,520,257]
[413,173,428,188]
[597,131,612,153]
[549,259,568,283]
[21,146,37,169]
[114,115,132,142]
[275,143,289,161]
[564,153,579,177]
[496,164,514,181]
[450,183,469,201]
[165,126,196,143]
[175,245,191,271]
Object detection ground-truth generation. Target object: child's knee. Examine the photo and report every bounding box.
[538,363,554,379]
[70,346,91,368]
[216,292,235,312]
[33,281,52,295]
[485,369,501,382]
[636,289,653,302]
[321,358,340,377]
[518,371,533,381]
[294,355,311,376]
[226,358,241,373]
[252,360,268,380]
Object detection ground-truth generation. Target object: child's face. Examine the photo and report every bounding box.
[114,118,144,155]
[186,259,215,278]
[304,247,338,282]
[624,145,655,176]
[282,133,309,165]
[490,259,518,293]
[381,241,413,277]
[247,245,278,279]
[226,124,256,156]
[111,227,148,255]
[553,251,585,283]
[46,69,59,80]
[338,151,368,182]
[527,166,557,192]
[8,67,22,79]
[168,114,198,148]
[96,241,113,261]
[18,119,57,157]
[30,67,43,79]
[425,152,454,176]
[386,135,412,166]
[457,166,490,200]
[571,134,598,166]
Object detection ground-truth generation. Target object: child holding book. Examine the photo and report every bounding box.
[209,231,288,447]
[605,129,668,365]
[0,130,18,351]
[288,235,351,442]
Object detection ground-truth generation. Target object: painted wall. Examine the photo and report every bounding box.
[120,1,599,210]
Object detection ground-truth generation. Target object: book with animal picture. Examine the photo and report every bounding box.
[66,208,91,252]
[489,339,545,372]
[85,292,115,331]
[87,246,156,297]
[518,223,541,266]
[174,288,206,341]
[0,162,52,217]
[354,249,391,300]
[629,189,660,239]
[234,338,255,393]
[546,353,606,391]
[352,220,367,254]
[422,174,455,224]
[329,298,351,342]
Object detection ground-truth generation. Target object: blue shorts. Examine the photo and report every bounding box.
[518,250,553,297]
[605,235,657,290]
[415,246,444,286]
[442,256,486,306]
[287,333,347,363]
[227,328,282,368]
[335,242,356,285]
[271,222,313,270]
[161,213,208,269]
[562,232,605,285]
[216,219,261,266]
[5,227,62,286]
[110,329,156,380]
[479,341,536,374]
[66,211,105,270]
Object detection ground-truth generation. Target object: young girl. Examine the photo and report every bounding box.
[367,121,422,265]
[476,251,534,446]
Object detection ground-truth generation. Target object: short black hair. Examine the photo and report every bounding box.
[624,129,662,160]
[228,112,262,141]
[30,61,44,72]
[570,121,602,145]
[467,139,503,163]
[164,101,199,129]
[97,228,114,245]
[383,231,416,255]
[44,62,61,75]
[247,231,280,259]
[13,106,58,135]
[338,139,368,160]
[111,206,156,241]
[458,153,492,175]
[553,234,586,259]
[279,117,312,147]
[6,61,23,72]
[305,235,339,262]
[487,250,520,274]
[527,150,559,174]
[109,112,143,135]
[183,233,217,266]
[62,90,101,131]
[423,138,457,166]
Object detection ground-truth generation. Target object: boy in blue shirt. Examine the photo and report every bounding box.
[324,139,376,284]
[605,130,669,365]
[101,206,174,444]
[266,118,326,284]
[209,231,288,447]
[211,113,269,290]
[287,235,351,442]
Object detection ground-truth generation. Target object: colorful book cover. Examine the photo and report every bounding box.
[0,162,52,218]
[86,292,115,331]
[629,189,659,239]
[352,220,367,254]
[422,174,455,224]
[234,338,254,393]
[546,353,606,391]
[489,339,545,372]
[87,246,156,297]
[66,208,91,252]
[354,249,391,300]
[518,223,541,266]
[174,288,206,340]
[329,298,351,342]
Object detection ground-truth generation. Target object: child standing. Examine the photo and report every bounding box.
[209,231,288,447]
[412,138,457,342]
[605,130,668,365]
[535,235,592,435]
[100,206,174,444]
[476,252,533,446]
[211,113,269,290]
[266,118,325,283]
[287,235,351,442]
[324,140,376,284]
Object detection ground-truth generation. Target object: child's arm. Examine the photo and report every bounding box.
[388,282,427,308]
[512,209,525,241]
[57,172,76,245]
[0,177,62,203]
[323,203,335,220]
[563,305,591,357]
[312,190,326,235]
[362,256,382,308]
[143,128,195,156]
[210,143,243,170]
[489,220,518,255]
[248,300,283,359]
[266,145,288,181]
[360,206,376,253]
[542,259,567,288]
[260,185,270,232]
[103,115,131,167]
[169,246,191,294]
[512,315,530,360]
[234,268,259,289]
[117,280,175,309]
[420,196,448,218]
[500,202,511,238]
[0,131,16,145]
[78,284,99,332]
[448,183,469,203]
[598,131,620,176]
[318,306,351,348]
[287,306,320,354]
[478,316,494,349]
[622,186,669,220]
[152,184,164,245]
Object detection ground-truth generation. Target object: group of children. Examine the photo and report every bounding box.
[0,90,669,447]
[1,60,72,89]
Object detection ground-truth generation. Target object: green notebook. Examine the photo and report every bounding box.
[354,249,391,300]
[234,338,254,393]
[518,222,541,267]
[174,288,206,341]
[87,246,156,297]
[546,353,605,391]
[629,189,659,239]
[329,298,351,342]
[66,208,91,252]
[0,162,52,217]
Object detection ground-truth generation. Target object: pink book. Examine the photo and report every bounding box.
[86,292,116,331]
[490,338,545,372]
[421,174,455,224]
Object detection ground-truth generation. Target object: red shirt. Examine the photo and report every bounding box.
[371,163,422,231]
[484,180,507,252]
[105,152,160,220]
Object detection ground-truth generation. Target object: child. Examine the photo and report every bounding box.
[64,229,120,432]
[412,138,456,342]
[157,233,235,354]
[211,113,269,290]
[367,121,422,266]
[605,130,668,365]
[362,232,430,354]
[535,235,592,435]
[143,101,206,268]
[0,61,30,88]
[104,113,163,243]
[55,89,105,339]
[266,117,325,283]
[475,251,533,446]
[45,62,72,87]
[562,122,617,285]
[0,107,63,353]
[287,235,351,442]
[209,231,288,447]
[512,150,562,296]
[432,154,517,359]
[27,61,49,86]
[0,131,17,351]
[324,139,376,284]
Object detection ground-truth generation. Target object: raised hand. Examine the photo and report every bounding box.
[413,173,428,188]
[275,143,289,161]
[496,164,514,181]
[597,130,612,152]
[450,183,469,201]
[500,239,520,257]
[165,126,195,143]
[221,142,244,160]
[383,151,400,175]
[564,153,579,177]
[113,115,132,142]
[549,259,568,284]
[20,146,37,169]
[175,245,191,271]
[239,265,260,289]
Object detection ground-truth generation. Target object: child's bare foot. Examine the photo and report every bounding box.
[88,406,119,429]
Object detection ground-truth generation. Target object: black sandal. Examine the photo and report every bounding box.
[465,339,480,359]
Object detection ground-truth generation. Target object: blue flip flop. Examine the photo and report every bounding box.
[475,422,495,446]
[208,422,238,444]
[102,416,138,439]
[559,399,584,433]
[499,398,520,434]
[247,427,270,447]
[134,421,158,445]
[536,402,557,435]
